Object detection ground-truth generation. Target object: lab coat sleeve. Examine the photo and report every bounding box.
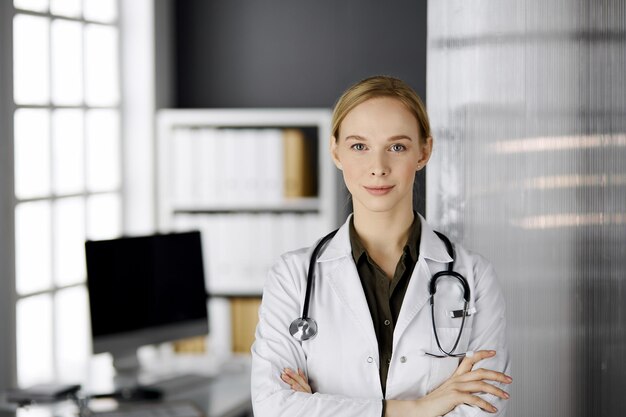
[251,253,383,417]
[445,257,511,417]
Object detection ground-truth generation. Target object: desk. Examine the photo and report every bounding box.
[167,369,252,417]
[0,367,252,417]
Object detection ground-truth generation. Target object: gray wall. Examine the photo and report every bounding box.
[172,0,427,109]
[427,0,626,416]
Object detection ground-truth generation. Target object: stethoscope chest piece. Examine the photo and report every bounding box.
[289,317,318,341]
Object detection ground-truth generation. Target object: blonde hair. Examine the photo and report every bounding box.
[331,75,431,143]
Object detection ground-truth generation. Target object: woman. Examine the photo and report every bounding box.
[251,76,512,417]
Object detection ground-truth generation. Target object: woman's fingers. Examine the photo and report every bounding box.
[297,368,308,382]
[294,368,312,393]
[460,393,498,413]
[456,380,510,400]
[281,370,305,391]
[281,368,312,393]
[458,368,513,385]
[454,350,496,376]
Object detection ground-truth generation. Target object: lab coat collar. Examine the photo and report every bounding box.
[417,213,453,264]
[316,213,453,265]
[316,214,353,263]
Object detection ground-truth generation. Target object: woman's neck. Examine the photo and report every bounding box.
[352,204,415,256]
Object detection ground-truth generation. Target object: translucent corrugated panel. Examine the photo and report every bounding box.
[427,1,626,416]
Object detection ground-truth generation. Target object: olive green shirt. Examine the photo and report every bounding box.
[349,213,421,401]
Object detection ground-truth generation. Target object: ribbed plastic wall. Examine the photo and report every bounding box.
[426,1,625,416]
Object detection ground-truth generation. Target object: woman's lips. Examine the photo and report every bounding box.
[364,185,395,196]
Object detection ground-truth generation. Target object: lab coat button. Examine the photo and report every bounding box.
[367,356,373,363]
[384,319,391,326]
[400,356,407,363]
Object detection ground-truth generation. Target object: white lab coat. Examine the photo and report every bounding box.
[251,214,510,417]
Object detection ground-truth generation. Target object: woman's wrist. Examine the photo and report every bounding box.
[385,399,431,417]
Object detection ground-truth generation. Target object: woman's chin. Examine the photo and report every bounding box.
[353,196,404,214]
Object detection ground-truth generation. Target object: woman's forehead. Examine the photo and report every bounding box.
[340,97,420,138]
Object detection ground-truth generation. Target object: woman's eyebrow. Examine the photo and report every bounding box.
[387,135,413,141]
[345,135,414,141]
[345,135,367,141]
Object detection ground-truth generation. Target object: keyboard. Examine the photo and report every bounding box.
[146,374,214,394]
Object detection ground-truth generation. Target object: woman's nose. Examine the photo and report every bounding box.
[370,152,389,176]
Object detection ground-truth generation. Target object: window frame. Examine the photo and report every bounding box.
[7,0,125,387]
[0,0,18,394]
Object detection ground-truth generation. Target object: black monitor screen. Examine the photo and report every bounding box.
[85,231,208,344]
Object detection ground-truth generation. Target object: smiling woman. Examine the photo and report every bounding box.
[331,97,429,223]
[251,76,512,417]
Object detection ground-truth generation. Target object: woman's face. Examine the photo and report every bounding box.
[331,97,432,215]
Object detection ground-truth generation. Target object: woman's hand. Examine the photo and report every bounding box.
[420,350,511,414]
[282,350,511,415]
[386,350,512,417]
[281,368,312,394]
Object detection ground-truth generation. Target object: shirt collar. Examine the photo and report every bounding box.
[349,212,421,265]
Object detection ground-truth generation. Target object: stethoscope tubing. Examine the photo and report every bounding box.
[302,229,338,320]
[291,227,471,358]
[425,298,469,358]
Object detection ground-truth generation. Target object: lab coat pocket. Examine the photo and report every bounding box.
[427,326,472,391]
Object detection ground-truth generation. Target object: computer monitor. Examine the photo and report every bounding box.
[85,231,208,374]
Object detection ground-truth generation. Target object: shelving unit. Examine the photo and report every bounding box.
[156,109,337,296]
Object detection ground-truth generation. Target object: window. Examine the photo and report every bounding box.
[12,0,122,386]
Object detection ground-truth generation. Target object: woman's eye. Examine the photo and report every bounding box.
[390,144,406,152]
[351,143,366,151]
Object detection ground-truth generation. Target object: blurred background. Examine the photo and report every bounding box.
[0,0,624,416]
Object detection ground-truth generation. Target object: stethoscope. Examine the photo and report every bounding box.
[289,228,473,358]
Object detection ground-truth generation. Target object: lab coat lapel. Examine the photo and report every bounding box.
[318,216,379,355]
[393,215,453,349]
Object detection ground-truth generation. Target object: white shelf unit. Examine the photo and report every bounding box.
[156,109,337,296]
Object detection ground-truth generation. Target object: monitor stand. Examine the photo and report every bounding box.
[108,348,213,397]
[110,351,164,401]
[112,351,142,388]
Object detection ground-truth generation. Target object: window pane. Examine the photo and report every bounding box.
[84,24,119,106]
[55,286,91,383]
[14,0,48,13]
[54,197,86,287]
[52,109,84,195]
[16,202,52,295]
[14,109,51,199]
[51,19,83,105]
[17,294,54,387]
[13,14,50,105]
[87,193,121,240]
[86,110,120,191]
[83,0,117,23]
[50,0,81,18]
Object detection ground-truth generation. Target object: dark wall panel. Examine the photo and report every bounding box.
[174,0,427,109]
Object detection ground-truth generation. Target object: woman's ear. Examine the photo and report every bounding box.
[330,136,343,170]
[417,136,433,170]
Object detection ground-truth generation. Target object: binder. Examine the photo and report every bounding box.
[283,128,315,198]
